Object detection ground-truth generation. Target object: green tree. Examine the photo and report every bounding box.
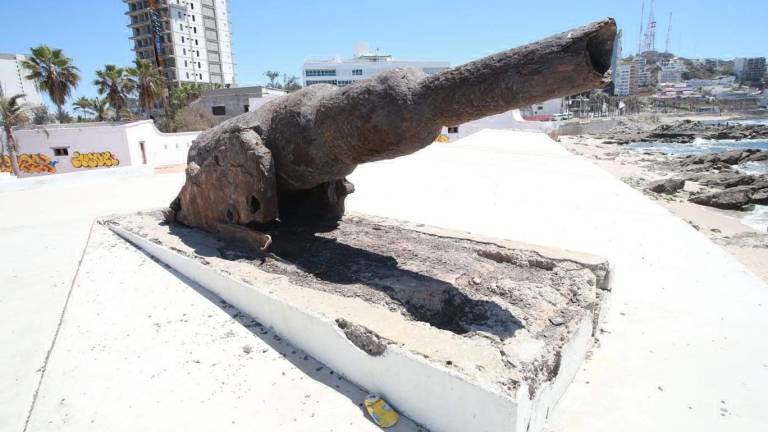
[93,65,135,121]
[128,59,167,118]
[0,94,30,176]
[169,82,220,112]
[72,96,92,120]
[30,105,55,125]
[89,97,111,122]
[264,70,280,88]
[282,74,302,93]
[21,45,80,123]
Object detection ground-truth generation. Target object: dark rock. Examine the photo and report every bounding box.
[742,152,768,163]
[752,189,768,205]
[647,178,685,195]
[684,172,755,189]
[689,186,754,210]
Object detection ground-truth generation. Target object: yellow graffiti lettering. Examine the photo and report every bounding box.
[71,151,120,169]
[1,154,57,174]
[435,134,450,143]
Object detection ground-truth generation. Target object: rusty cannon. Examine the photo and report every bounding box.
[169,19,617,248]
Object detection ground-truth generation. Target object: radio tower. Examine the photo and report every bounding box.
[638,0,645,54]
[664,13,673,53]
[644,0,657,52]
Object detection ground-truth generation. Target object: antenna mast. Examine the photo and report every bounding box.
[638,0,645,54]
[644,0,657,52]
[665,12,673,53]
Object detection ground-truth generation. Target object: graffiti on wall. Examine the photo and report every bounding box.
[1,154,58,174]
[71,151,120,169]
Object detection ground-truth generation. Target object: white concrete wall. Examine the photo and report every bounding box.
[440,110,553,142]
[10,121,199,177]
[123,121,198,167]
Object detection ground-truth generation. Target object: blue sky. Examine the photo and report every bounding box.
[2,0,766,101]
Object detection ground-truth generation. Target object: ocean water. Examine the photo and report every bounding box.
[628,137,768,232]
[628,138,768,156]
[702,118,768,126]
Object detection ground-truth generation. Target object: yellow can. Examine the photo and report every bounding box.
[364,393,400,428]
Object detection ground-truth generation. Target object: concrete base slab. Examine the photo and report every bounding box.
[106,212,611,432]
[24,224,424,432]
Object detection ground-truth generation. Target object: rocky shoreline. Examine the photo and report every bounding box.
[649,149,768,210]
[602,120,768,145]
[560,132,768,283]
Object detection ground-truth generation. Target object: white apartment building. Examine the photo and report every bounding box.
[302,46,449,87]
[734,57,767,82]
[614,62,633,96]
[658,58,687,84]
[0,53,44,105]
[125,0,235,86]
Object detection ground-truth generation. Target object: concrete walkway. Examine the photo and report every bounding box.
[1,173,419,432]
[347,129,768,431]
[3,129,767,431]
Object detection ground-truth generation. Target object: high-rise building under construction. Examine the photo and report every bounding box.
[124,0,235,87]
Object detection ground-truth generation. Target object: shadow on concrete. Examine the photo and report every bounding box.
[131,245,426,432]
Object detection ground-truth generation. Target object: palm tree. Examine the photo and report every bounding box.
[128,59,166,118]
[264,70,280,88]
[21,45,80,123]
[93,65,135,121]
[89,97,110,122]
[0,94,30,176]
[72,96,92,121]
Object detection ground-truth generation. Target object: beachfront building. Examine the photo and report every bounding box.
[686,76,736,90]
[734,57,767,83]
[3,121,198,177]
[302,45,449,87]
[0,53,44,105]
[124,0,235,86]
[613,61,634,96]
[194,86,287,120]
[654,83,702,99]
[657,58,687,84]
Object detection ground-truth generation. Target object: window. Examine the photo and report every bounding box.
[352,69,363,76]
[447,126,459,134]
[184,60,188,67]
[179,23,183,31]
[192,15,196,22]
[197,62,201,68]
[181,36,185,43]
[212,106,226,116]
[305,69,336,77]
[52,147,69,156]
[243,104,249,112]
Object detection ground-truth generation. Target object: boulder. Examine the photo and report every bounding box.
[647,178,685,195]
[684,172,755,188]
[689,186,754,210]
[751,189,768,205]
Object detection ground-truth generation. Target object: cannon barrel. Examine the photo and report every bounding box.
[283,18,616,186]
[173,19,617,237]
